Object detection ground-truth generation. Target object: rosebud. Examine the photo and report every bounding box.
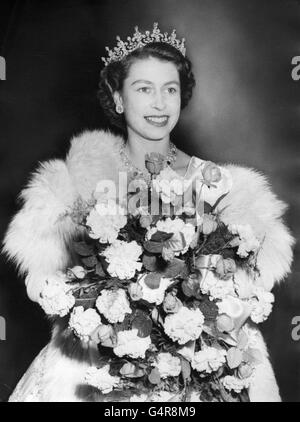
[128,282,143,301]
[91,324,115,347]
[181,274,200,297]
[67,265,86,280]
[201,214,218,235]
[139,214,153,228]
[162,247,175,262]
[202,161,222,184]
[238,362,254,379]
[215,258,237,280]
[216,314,235,333]
[145,152,165,175]
[163,293,182,313]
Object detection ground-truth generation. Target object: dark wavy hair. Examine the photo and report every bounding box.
[97,42,196,132]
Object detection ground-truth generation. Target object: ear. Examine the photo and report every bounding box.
[113,91,123,107]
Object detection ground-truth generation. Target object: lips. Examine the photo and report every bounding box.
[144,115,169,127]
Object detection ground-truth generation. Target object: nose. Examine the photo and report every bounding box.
[151,90,166,110]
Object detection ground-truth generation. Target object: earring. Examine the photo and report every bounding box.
[116,104,123,114]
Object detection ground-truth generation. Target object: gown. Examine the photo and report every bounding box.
[3,129,294,402]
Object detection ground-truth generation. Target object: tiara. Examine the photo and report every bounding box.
[101,22,186,66]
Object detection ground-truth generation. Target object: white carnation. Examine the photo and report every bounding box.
[138,274,172,305]
[39,272,75,317]
[113,329,151,359]
[250,287,274,323]
[154,352,181,379]
[229,224,260,258]
[96,289,131,323]
[103,240,143,279]
[86,201,127,244]
[152,166,187,204]
[192,346,226,374]
[164,307,204,345]
[85,365,120,394]
[222,375,251,393]
[69,306,101,342]
[147,217,195,255]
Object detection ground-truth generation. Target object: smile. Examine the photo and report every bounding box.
[144,115,169,127]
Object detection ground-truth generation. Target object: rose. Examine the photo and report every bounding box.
[181,274,200,298]
[238,362,254,379]
[139,214,152,228]
[128,282,143,301]
[202,161,222,184]
[145,152,165,175]
[67,265,86,280]
[216,314,235,333]
[215,257,237,280]
[162,247,175,262]
[91,324,116,347]
[163,292,182,313]
[201,214,218,235]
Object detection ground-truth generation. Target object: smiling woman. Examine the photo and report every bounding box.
[3,22,294,402]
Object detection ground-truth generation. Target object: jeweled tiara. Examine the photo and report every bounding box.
[101,22,186,66]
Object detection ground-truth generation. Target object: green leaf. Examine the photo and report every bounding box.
[142,254,158,271]
[95,261,106,277]
[74,297,96,309]
[180,358,191,383]
[150,230,174,242]
[73,242,94,256]
[81,255,98,267]
[197,299,219,321]
[226,347,243,369]
[143,240,164,254]
[144,272,161,289]
[131,311,153,338]
[211,192,229,213]
[162,258,188,278]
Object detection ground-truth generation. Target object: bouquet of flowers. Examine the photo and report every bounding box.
[39,153,274,402]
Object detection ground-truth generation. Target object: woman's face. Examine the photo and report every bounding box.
[115,57,181,142]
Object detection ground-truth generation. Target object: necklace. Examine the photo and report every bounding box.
[119,141,177,185]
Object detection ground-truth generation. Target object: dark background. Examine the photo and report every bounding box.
[0,0,299,402]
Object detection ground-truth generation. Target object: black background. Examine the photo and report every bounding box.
[0,0,299,402]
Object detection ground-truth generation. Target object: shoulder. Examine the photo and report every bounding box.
[221,163,288,220]
[218,162,294,288]
[23,129,124,203]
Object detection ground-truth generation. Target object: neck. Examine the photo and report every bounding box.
[126,129,170,172]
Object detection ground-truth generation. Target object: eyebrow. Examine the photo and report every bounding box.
[131,79,180,86]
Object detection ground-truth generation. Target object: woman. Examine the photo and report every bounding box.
[3,23,294,402]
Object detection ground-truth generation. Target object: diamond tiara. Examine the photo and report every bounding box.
[101,22,186,66]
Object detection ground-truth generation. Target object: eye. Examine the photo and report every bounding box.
[137,86,151,93]
[167,87,178,94]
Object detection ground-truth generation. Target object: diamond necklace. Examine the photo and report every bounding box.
[119,141,177,184]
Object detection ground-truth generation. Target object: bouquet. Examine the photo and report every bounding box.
[39,153,274,402]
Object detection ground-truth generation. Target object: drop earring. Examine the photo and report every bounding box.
[116,104,124,114]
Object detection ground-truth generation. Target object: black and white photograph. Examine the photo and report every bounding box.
[0,0,299,403]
